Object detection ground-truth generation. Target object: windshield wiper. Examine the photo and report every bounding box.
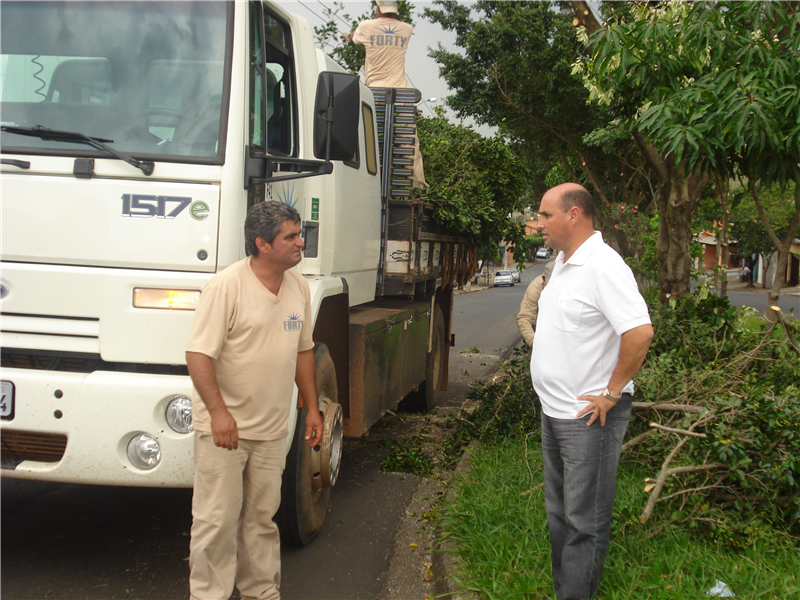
[1,125,154,176]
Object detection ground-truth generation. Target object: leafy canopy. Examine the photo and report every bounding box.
[577,0,800,186]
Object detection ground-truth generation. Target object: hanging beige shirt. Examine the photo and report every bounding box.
[351,17,413,88]
[186,257,314,441]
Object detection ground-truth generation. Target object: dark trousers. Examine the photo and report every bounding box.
[541,395,632,600]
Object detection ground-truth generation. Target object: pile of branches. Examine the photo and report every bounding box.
[442,348,539,469]
[629,289,800,543]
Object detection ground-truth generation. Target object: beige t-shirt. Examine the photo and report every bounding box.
[352,17,413,88]
[186,257,314,441]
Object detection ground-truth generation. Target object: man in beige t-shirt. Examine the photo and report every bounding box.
[344,0,427,187]
[344,0,413,88]
[186,201,323,600]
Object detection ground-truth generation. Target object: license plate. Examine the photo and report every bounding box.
[1,381,14,420]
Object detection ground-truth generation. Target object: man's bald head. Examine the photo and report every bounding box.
[548,183,596,222]
[537,183,596,259]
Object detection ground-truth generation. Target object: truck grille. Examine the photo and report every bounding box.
[1,349,188,376]
[1,430,68,468]
[1,351,99,372]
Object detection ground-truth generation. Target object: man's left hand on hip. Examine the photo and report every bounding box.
[576,394,619,427]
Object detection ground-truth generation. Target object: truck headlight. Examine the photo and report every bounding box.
[133,288,200,310]
[166,395,193,434]
[127,433,162,470]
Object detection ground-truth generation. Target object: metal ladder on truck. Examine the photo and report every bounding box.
[370,87,471,298]
[371,86,421,200]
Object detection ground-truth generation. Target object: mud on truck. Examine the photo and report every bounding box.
[0,1,474,545]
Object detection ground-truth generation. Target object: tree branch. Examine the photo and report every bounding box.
[773,308,800,356]
[622,429,655,452]
[569,1,602,34]
[632,402,706,414]
[640,458,726,524]
[649,422,708,439]
[632,131,669,182]
[750,180,783,249]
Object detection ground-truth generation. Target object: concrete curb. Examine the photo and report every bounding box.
[430,440,482,600]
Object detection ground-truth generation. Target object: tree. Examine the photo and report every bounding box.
[731,182,798,289]
[424,0,659,267]
[415,107,533,259]
[577,1,800,315]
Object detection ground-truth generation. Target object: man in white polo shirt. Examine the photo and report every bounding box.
[531,183,653,600]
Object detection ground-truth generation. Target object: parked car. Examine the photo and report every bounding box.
[493,270,514,287]
[536,247,551,259]
[507,267,521,283]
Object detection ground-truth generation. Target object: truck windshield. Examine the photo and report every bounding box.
[0,1,230,162]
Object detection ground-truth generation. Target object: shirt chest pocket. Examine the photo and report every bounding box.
[554,298,584,332]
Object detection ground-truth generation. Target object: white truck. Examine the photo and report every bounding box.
[0,1,472,545]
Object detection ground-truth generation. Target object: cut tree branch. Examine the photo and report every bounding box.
[649,423,708,439]
[622,429,654,452]
[632,402,706,414]
[640,461,726,524]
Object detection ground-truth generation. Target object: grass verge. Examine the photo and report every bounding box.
[439,437,800,600]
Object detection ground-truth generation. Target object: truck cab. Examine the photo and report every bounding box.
[1,0,470,545]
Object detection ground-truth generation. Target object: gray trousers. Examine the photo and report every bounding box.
[541,395,632,600]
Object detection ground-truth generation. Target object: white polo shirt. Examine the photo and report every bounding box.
[531,232,651,420]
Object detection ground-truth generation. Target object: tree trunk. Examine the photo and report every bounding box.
[569,1,602,33]
[751,181,800,326]
[657,190,695,299]
[716,175,730,298]
[768,250,791,326]
[633,132,708,301]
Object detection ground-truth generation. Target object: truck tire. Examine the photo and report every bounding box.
[275,343,342,547]
[402,304,445,412]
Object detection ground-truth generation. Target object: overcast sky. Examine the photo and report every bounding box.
[280,1,495,136]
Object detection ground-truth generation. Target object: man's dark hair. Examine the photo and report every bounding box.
[560,188,596,221]
[244,201,301,256]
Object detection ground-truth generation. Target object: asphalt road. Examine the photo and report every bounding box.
[700,271,800,315]
[1,278,533,600]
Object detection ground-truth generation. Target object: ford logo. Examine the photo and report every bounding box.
[0,283,8,299]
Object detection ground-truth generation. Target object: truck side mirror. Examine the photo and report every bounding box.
[313,72,360,162]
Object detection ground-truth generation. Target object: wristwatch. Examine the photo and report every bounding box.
[602,387,621,403]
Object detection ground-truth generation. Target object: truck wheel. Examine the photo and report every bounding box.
[276,344,342,547]
[402,305,445,412]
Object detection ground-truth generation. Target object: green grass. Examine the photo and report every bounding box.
[438,438,800,600]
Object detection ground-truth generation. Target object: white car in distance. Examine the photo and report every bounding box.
[493,270,515,287]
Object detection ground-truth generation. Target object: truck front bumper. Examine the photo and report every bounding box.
[1,368,195,487]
